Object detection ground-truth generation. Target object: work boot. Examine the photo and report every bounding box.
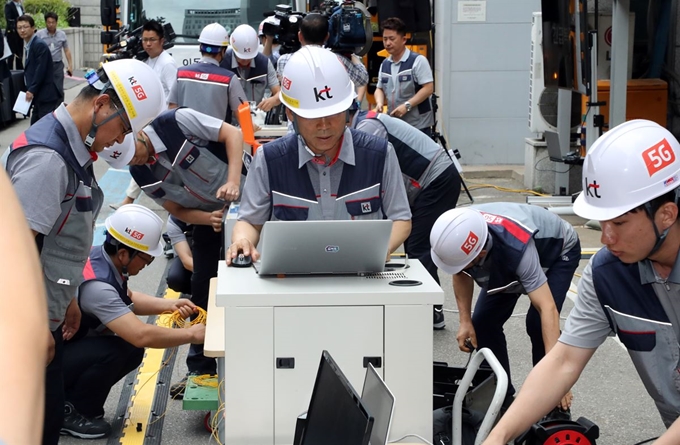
[61,402,111,439]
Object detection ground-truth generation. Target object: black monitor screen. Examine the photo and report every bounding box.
[301,351,374,445]
[541,0,576,91]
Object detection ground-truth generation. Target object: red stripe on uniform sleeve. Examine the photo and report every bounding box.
[177,71,233,85]
[482,212,532,243]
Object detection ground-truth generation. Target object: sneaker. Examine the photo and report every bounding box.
[61,402,111,439]
[170,372,200,399]
[433,307,445,330]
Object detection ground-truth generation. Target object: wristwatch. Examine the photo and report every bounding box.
[404,101,412,112]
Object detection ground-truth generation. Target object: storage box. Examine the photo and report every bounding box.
[583,79,668,128]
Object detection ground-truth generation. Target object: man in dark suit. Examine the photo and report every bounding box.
[16,15,59,124]
[4,0,24,70]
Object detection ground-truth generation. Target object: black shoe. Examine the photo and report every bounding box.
[61,402,111,439]
[434,307,445,330]
[170,372,201,399]
[542,406,571,422]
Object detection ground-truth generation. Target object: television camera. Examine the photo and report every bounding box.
[102,22,176,62]
[319,0,372,56]
[261,5,306,56]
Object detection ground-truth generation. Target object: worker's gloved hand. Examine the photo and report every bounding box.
[456,321,477,352]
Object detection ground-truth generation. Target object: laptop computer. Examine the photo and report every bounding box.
[301,351,374,445]
[361,364,396,445]
[253,220,393,276]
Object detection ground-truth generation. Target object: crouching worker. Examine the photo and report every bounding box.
[60,205,205,439]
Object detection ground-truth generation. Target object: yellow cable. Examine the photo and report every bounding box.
[464,180,550,197]
[159,307,208,328]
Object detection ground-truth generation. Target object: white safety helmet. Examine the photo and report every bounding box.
[100,59,165,134]
[279,46,356,118]
[198,23,230,47]
[430,208,489,275]
[100,133,135,169]
[573,119,680,221]
[105,204,165,256]
[230,24,259,60]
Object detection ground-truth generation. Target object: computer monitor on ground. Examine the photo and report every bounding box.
[301,351,374,445]
[361,363,396,445]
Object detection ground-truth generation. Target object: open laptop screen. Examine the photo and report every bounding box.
[255,220,393,275]
[361,364,395,445]
[301,351,374,445]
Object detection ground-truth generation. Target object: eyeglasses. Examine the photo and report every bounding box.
[142,37,159,43]
[110,100,132,136]
[16,25,31,30]
[134,252,155,266]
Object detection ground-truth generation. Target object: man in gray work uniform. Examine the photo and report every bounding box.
[36,12,73,104]
[482,120,680,445]
[373,17,434,136]
[222,24,280,112]
[5,59,164,445]
[225,46,411,265]
[168,22,247,123]
[430,202,580,411]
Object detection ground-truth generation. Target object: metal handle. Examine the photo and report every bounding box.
[452,347,509,445]
[276,357,295,369]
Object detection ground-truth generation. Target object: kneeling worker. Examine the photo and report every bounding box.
[430,203,580,411]
[61,205,205,439]
[226,46,412,263]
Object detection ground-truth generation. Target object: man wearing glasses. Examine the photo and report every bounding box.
[5,59,165,444]
[60,205,205,439]
[142,19,177,101]
[15,14,60,124]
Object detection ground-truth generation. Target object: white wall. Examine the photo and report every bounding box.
[435,0,541,165]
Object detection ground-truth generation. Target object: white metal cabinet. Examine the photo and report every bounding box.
[216,260,443,445]
[273,306,383,444]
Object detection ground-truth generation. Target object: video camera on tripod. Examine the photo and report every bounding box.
[102,21,176,62]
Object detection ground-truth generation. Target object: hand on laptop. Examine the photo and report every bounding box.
[225,238,260,266]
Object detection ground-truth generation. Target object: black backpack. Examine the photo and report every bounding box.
[433,405,485,445]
